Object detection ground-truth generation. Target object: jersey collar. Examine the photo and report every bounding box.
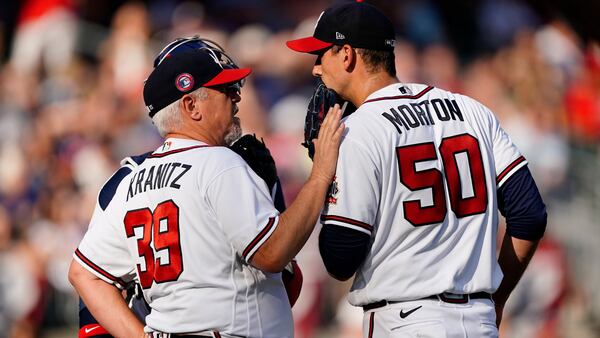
[156,138,209,154]
[362,83,409,104]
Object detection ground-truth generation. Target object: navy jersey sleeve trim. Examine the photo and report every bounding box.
[497,165,547,240]
[319,224,371,281]
[120,151,151,169]
[100,152,152,211]
[129,151,152,165]
[99,167,132,211]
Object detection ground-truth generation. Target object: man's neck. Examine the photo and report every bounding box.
[348,72,398,107]
[165,131,218,146]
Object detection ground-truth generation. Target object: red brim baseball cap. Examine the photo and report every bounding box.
[286,37,333,54]
[204,68,252,86]
[144,49,251,117]
[286,1,395,54]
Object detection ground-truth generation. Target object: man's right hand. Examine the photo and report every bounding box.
[310,103,345,185]
[249,103,344,273]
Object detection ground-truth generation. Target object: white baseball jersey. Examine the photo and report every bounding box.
[74,138,292,338]
[321,83,527,307]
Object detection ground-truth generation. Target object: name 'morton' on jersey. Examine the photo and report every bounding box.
[382,96,464,134]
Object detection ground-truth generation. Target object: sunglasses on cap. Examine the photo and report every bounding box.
[153,36,246,88]
[213,82,242,96]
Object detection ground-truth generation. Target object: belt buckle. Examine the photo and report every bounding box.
[439,292,468,304]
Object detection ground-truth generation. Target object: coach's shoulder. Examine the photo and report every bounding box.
[98,152,151,210]
[197,145,249,171]
[204,145,245,160]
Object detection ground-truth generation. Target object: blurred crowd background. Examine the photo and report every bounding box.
[0,0,599,337]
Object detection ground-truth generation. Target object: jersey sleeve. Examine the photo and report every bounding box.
[74,203,137,289]
[497,166,547,240]
[205,164,280,264]
[74,155,148,289]
[491,118,528,188]
[320,135,379,235]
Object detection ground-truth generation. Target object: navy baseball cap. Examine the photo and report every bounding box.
[153,36,228,68]
[286,1,395,54]
[143,45,251,117]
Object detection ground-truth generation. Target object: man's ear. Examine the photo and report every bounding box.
[342,44,356,72]
[181,94,202,121]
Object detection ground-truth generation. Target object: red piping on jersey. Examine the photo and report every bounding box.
[213,331,221,338]
[368,312,375,338]
[74,249,127,288]
[148,145,211,158]
[363,86,434,104]
[321,215,373,232]
[496,156,526,184]
[242,217,276,259]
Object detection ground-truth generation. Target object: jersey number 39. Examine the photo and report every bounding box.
[397,134,488,226]
[124,200,183,289]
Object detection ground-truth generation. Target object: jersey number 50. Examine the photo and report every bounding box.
[124,200,183,289]
[397,134,488,226]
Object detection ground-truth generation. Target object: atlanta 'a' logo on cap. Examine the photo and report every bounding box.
[175,73,194,92]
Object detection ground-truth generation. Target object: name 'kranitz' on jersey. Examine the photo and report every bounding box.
[321,83,527,307]
[74,138,292,338]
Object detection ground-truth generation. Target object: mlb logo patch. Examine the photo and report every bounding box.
[175,73,194,92]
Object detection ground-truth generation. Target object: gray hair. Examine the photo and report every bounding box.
[152,87,209,137]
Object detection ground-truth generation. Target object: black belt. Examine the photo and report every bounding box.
[362,292,492,311]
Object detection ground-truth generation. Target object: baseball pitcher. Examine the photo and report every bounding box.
[287,1,547,337]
